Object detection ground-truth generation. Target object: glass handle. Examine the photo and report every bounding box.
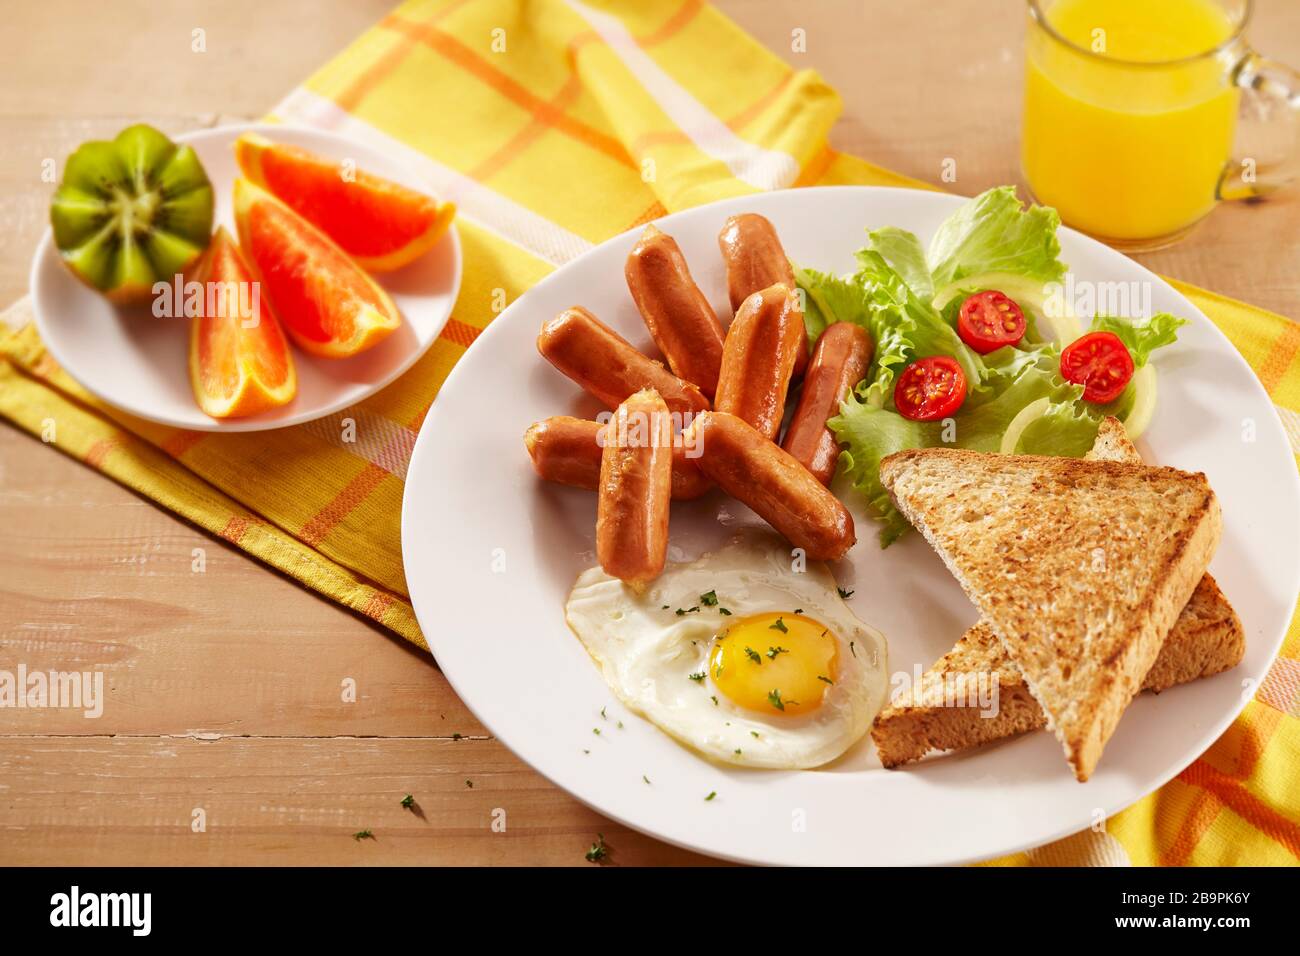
[1218,50,1300,201]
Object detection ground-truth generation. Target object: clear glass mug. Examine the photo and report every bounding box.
[1021,0,1300,251]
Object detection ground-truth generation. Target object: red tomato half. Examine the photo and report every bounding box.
[957,290,1026,354]
[1060,331,1135,403]
[894,356,967,421]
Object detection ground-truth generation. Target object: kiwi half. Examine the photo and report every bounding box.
[50,124,214,304]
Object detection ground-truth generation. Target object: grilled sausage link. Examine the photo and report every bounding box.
[524,416,712,500]
[781,322,873,485]
[597,390,674,589]
[625,224,727,397]
[713,283,804,441]
[718,213,808,375]
[686,411,855,561]
[537,306,709,417]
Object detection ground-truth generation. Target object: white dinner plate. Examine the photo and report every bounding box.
[401,186,1300,866]
[30,122,461,432]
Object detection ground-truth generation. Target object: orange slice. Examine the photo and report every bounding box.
[234,132,455,272]
[233,178,402,359]
[188,227,296,418]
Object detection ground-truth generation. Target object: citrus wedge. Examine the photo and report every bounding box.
[233,178,402,359]
[188,227,296,418]
[234,132,455,272]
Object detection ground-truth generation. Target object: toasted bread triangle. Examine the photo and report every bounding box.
[879,444,1222,780]
[870,419,1243,769]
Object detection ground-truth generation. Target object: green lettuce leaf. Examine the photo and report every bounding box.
[792,265,862,351]
[853,249,985,403]
[1088,312,1187,367]
[795,251,986,409]
[865,226,933,301]
[928,186,1066,294]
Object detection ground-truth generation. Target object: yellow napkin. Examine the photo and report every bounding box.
[2,0,1296,866]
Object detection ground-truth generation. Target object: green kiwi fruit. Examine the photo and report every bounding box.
[50,124,214,304]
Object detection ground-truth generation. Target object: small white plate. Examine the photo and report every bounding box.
[401,186,1300,866]
[30,122,462,432]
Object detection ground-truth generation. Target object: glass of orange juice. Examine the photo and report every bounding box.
[1022,0,1300,250]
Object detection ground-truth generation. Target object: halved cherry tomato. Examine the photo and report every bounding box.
[894,356,967,421]
[1060,331,1134,403]
[957,290,1026,354]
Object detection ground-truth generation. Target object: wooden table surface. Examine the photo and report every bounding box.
[2,0,1297,867]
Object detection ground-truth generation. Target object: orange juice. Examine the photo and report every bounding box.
[1022,0,1239,243]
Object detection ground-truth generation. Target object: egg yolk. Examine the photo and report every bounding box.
[708,612,838,716]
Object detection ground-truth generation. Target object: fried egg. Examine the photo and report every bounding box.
[564,533,889,769]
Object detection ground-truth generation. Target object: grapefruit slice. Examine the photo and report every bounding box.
[233,178,402,359]
[234,132,455,272]
[188,227,296,418]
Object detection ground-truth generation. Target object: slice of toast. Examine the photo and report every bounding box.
[871,420,1243,769]
[879,433,1222,780]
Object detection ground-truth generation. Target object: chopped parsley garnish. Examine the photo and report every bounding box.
[586,834,610,864]
[711,695,719,706]
[744,646,763,665]
[734,749,742,756]
[705,791,717,802]
[451,733,463,740]
[353,829,374,842]
[592,728,601,736]
[675,606,700,616]
[699,590,718,607]
[837,587,854,599]
[850,641,857,658]
[718,607,732,616]
[768,689,798,711]
[643,775,651,785]
[793,608,804,614]
[769,617,788,633]
[400,794,414,810]
[766,645,788,660]
[661,605,670,610]
[688,671,706,683]
[751,730,760,738]
[600,706,607,720]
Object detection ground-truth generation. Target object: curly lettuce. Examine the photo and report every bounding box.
[864,226,933,302]
[928,185,1066,296]
[853,249,985,403]
[796,250,985,410]
[796,187,1187,547]
[1088,312,1186,367]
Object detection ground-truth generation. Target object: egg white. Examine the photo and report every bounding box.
[564,532,889,769]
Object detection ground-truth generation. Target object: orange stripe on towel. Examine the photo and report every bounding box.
[334,0,475,113]
[1257,322,1300,396]
[298,462,389,547]
[383,15,635,169]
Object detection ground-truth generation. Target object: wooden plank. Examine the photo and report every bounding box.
[0,736,721,866]
[0,427,482,737]
[0,0,391,117]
